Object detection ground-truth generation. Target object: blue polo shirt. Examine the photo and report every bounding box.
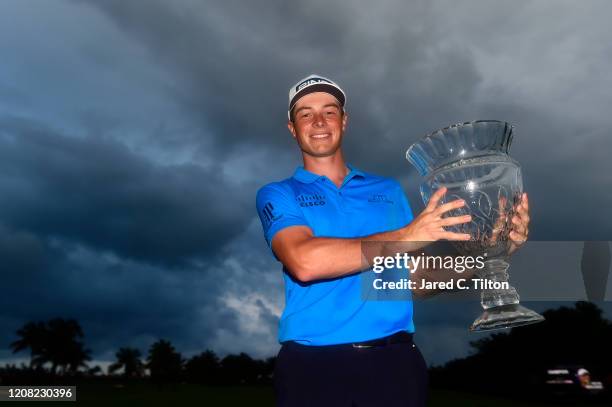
[256,164,415,345]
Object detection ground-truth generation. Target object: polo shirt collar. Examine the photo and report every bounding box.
[292,164,365,184]
[346,163,365,180]
[292,166,322,183]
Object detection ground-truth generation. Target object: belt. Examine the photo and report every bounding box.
[351,331,414,349]
[283,331,415,350]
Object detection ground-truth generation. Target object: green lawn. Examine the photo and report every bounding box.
[10,383,607,406]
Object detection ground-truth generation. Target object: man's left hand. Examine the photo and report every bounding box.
[509,192,530,255]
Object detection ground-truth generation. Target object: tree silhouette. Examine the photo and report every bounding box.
[45,318,91,374]
[10,318,91,375]
[220,352,261,385]
[10,321,48,369]
[108,347,144,378]
[259,356,276,383]
[470,302,611,370]
[184,350,220,384]
[146,339,183,384]
[432,302,612,395]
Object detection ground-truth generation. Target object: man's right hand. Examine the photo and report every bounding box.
[401,186,472,243]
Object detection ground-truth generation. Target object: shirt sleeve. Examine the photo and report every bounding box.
[256,183,310,250]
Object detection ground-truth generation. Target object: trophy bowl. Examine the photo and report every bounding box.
[406,120,544,331]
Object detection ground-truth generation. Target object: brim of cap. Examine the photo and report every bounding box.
[288,83,346,114]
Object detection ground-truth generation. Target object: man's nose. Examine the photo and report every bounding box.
[313,112,326,127]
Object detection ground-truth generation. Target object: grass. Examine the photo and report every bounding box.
[9,382,608,406]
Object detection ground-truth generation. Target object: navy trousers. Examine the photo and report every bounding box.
[274,337,428,406]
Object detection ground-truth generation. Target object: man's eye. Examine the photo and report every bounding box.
[301,113,312,118]
[326,111,337,115]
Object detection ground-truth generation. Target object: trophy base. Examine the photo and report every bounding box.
[470,304,545,332]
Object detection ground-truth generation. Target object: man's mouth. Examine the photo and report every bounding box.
[310,133,330,139]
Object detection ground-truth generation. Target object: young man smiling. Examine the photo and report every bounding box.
[256,74,530,406]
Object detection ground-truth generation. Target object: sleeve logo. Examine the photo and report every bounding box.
[261,202,282,226]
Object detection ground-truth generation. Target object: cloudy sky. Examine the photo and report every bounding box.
[1,0,611,368]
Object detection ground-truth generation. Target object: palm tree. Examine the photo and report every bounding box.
[10,318,91,375]
[45,318,91,374]
[146,339,183,384]
[10,321,48,369]
[109,347,144,378]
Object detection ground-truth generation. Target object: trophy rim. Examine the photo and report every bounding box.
[420,119,514,141]
[406,119,515,175]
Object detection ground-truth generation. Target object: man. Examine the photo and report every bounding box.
[256,74,530,406]
[577,368,591,389]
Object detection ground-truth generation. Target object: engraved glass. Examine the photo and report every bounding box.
[406,120,545,331]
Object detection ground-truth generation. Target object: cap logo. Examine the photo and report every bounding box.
[296,77,332,92]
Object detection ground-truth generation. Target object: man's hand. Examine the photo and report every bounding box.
[508,192,530,255]
[401,186,474,298]
[402,186,472,243]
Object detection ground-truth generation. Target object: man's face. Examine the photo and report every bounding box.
[288,92,348,158]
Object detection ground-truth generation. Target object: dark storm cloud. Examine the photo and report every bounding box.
[0,224,64,292]
[75,0,480,163]
[77,0,612,241]
[0,116,250,267]
[0,114,281,360]
[0,216,280,362]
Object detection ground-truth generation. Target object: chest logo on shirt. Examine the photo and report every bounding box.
[368,194,394,204]
[296,193,326,207]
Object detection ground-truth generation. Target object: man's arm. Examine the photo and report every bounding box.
[272,187,472,283]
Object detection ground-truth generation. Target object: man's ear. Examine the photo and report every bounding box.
[341,111,349,132]
[287,121,297,139]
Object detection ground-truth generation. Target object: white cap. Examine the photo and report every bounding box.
[577,368,590,376]
[288,74,346,119]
